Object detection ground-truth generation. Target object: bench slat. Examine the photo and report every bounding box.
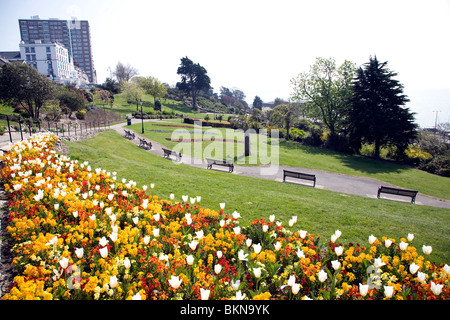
[377,186,418,204]
[283,170,316,187]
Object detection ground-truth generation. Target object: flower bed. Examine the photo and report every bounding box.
[1,133,449,300]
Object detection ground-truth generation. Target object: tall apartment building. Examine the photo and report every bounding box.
[18,15,96,83]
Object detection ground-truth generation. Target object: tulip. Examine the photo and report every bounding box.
[331,260,341,271]
[399,241,408,251]
[186,255,194,265]
[253,267,262,278]
[89,214,96,221]
[407,233,414,241]
[200,288,210,300]
[123,257,131,269]
[217,250,223,258]
[99,237,109,247]
[422,245,432,255]
[296,249,305,259]
[299,230,307,239]
[150,183,154,189]
[384,285,394,298]
[334,229,342,239]
[334,246,344,256]
[132,292,141,300]
[359,283,369,297]
[253,243,262,254]
[235,290,246,300]
[417,271,426,283]
[143,185,148,191]
[195,230,204,240]
[75,247,83,259]
[233,226,241,235]
[109,275,118,288]
[289,219,295,227]
[196,196,201,202]
[185,213,192,225]
[182,195,188,202]
[190,197,196,204]
[291,216,298,224]
[246,239,253,247]
[99,247,108,258]
[153,228,160,237]
[143,235,150,245]
[219,220,225,228]
[374,258,386,268]
[274,242,281,251]
[431,281,444,295]
[109,214,117,222]
[287,275,296,287]
[384,239,392,248]
[220,203,225,209]
[318,270,327,282]
[110,232,118,243]
[168,275,182,289]
[410,263,420,275]
[269,214,275,222]
[132,217,139,225]
[231,279,240,291]
[59,257,69,269]
[292,283,301,295]
[73,210,79,218]
[368,234,377,245]
[262,225,269,232]
[331,234,338,243]
[105,207,112,215]
[142,199,148,209]
[232,210,241,219]
[238,250,248,261]
[189,241,198,251]
[108,193,114,201]
[214,264,222,274]
[170,193,175,200]
[444,264,450,275]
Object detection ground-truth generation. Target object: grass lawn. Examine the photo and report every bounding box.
[128,119,450,201]
[65,130,450,265]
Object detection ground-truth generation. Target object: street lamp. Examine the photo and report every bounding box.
[140,99,144,134]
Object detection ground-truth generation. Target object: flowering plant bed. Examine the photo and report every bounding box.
[1,133,449,300]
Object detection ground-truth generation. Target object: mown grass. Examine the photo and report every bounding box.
[65,130,450,265]
[128,120,450,200]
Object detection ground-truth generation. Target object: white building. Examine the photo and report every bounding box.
[19,40,88,87]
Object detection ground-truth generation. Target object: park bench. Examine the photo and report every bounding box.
[377,186,418,204]
[124,129,135,140]
[206,158,234,173]
[138,137,152,150]
[162,148,182,162]
[283,169,316,187]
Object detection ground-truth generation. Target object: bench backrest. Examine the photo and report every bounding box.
[283,170,315,181]
[379,186,418,196]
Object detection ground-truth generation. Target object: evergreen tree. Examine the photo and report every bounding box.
[348,56,417,158]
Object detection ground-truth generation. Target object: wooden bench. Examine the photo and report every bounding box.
[138,137,152,150]
[162,148,182,162]
[283,169,316,187]
[377,186,418,204]
[124,129,135,140]
[206,158,234,173]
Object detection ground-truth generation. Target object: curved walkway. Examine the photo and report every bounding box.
[112,119,450,209]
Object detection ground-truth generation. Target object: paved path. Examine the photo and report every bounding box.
[2,119,449,209]
[111,120,450,209]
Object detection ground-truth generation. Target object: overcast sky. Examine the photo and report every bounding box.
[1,0,449,128]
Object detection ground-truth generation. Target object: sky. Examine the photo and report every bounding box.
[1,0,449,128]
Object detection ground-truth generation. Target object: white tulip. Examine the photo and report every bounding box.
[246,238,253,247]
[170,193,175,200]
[214,264,222,274]
[443,264,450,275]
[253,243,262,254]
[238,250,248,261]
[235,290,246,300]
[430,281,443,295]
[422,245,432,255]
[153,228,160,237]
[132,217,139,225]
[384,239,392,248]
[200,288,210,300]
[232,211,241,219]
[59,257,69,269]
[334,246,344,256]
[253,267,262,278]
[99,247,108,258]
[217,250,223,258]
[287,275,296,287]
[233,226,241,235]
[99,236,109,247]
[195,230,204,240]
[359,283,369,297]
[110,232,118,243]
[189,241,198,251]
[168,276,182,289]
[331,260,341,271]
[407,233,414,241]
[417,271,426,283]
[384,285,394,298]
[75,247,83,259]
[123,257,131,269]
[318,270,327,282]
[182,195,188,202]
[143,235,150,245]
[231,279,240,291]
[220,203,225,209]
[410,263,420,275]
[399,241,408,251]
[274,242,281,251]
[299,230,307,239]
[291,283,301,295]
[368,234,377,245]
[186,255,194,265]
[109,275,118,288]
[269,214,275,222]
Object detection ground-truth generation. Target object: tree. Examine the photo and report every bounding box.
[270,103,300,141]
[113,62,139,83]
[58,87,87,118]
[252,96,263,110]
[0,62,55,119]
[347,56,418,158]
[120,81,144,111]
[176,57,211,111]
[140,76,167,104]
[290,57,356,135]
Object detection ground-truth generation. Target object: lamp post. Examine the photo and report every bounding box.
[140,99,144,133]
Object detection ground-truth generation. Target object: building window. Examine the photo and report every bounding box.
[46,46,50,52]
[30,47,35,53]
[25,47,30,53]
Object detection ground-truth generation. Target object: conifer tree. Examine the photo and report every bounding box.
[348,56,417,158]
